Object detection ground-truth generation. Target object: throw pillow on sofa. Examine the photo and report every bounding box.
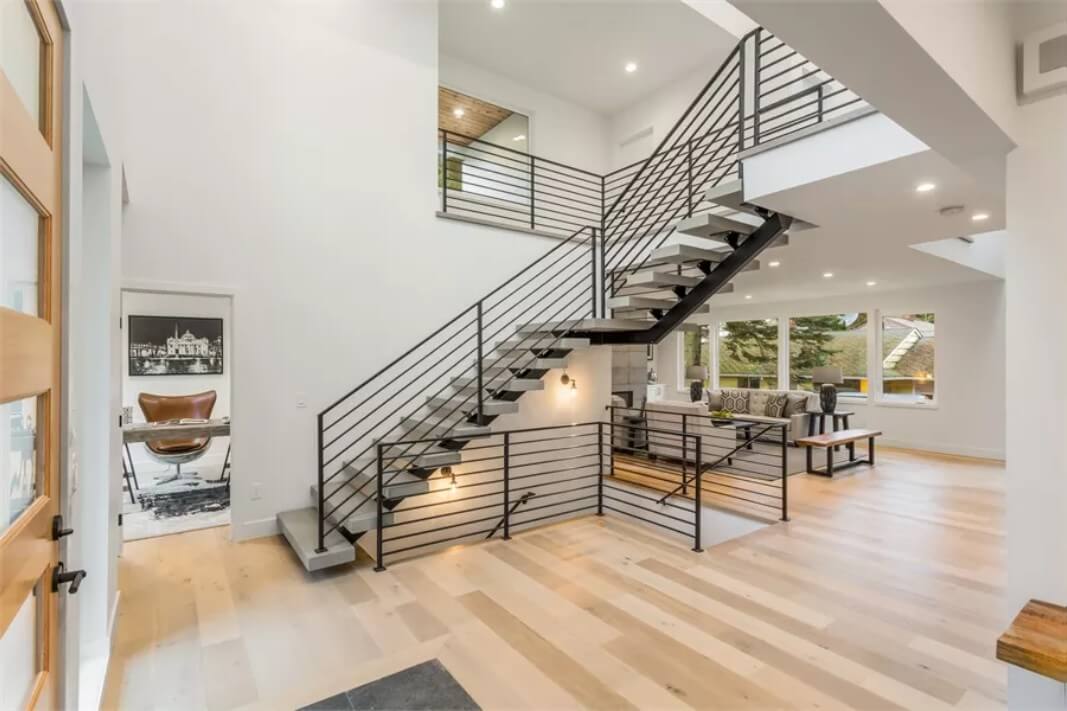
[721,389,749,413]
[764,392,789,418]
[784,393,808,416]
[706,389,723,410]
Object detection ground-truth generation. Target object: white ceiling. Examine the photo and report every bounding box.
[709,147,1006,307]
[438,0,739,114]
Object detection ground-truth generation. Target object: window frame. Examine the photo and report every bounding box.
[874,309,939,409]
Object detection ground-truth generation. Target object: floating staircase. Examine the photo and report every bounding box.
[278,25,864,571]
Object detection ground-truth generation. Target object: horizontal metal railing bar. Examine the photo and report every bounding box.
[458,430,598,453]
[758,79,833,114]
[603,473,696,512]
[601,491,696,525]
[760,48,799,73]
[699,486,779,510]
[384,527,499,556]
[759,58,815,87]
[509,461,599,483]
[441,129,602,178]
[759,39,787,55]
[446,167,602,211]
[759,68,825,99]
[757,94,862,143]
[445,188,600,226]
[507,503,598,530]
[602,506,693,538]
[716,462,783,478]
[507,497,599,522]
[384,502,506,529]
[700,474,783,497]
[445,149,604,201]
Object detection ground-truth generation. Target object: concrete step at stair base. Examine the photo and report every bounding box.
[277,507,355,572]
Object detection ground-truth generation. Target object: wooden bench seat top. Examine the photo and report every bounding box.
[796,429,882,448]
[997,599,1067,682]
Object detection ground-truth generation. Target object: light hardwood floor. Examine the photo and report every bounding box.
[101,447,1007,710]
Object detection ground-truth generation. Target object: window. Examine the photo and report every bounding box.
[680,326,710,389]
[881,313,935,403]
[717,319,778,389]
[789,314,868,396]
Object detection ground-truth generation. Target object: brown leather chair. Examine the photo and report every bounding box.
[138,391,217,483]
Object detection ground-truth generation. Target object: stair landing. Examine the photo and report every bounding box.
[278,507,355,571]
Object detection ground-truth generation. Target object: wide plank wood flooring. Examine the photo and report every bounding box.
[101,447,1007,710]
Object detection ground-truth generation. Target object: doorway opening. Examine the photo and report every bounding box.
[119,288,233,541]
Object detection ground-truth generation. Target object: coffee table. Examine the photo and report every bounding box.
[710,419,756,464]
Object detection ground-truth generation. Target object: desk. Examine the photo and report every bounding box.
[121,419,231,502]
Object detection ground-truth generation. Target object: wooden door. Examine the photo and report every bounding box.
[0,0,65,708]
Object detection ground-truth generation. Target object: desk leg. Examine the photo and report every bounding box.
[826,446,834,476]
[124,443,139,491]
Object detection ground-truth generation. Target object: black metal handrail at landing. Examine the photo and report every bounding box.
[316,26,863,551]
[607,405,789,522]
[370,420,705,570]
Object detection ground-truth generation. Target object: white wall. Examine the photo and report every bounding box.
[440,53,608,173]
[1005,91,1067,708]
[606,63,712,171]
[121,290,233,476]
[74,0,571,540]
[654,280,1006,459]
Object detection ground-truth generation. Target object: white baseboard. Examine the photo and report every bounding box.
[80,592,121,711]
[231,516,278,541]
[878,437,1005,461]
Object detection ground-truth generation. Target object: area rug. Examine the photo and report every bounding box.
[300,659,480,711]
[122,473,230,541]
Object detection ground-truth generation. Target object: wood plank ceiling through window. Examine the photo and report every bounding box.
[438,87,514,145]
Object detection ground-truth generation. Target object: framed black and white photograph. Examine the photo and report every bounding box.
[128,315,224,376]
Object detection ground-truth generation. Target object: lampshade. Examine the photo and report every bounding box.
[812,366,844,385]
[685,365,708,380]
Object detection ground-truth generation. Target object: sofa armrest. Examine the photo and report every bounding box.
[788,412,809,443]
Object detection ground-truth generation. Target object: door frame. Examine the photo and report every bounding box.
[0,0,66,707]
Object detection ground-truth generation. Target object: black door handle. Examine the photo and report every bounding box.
[52,514,73,540]
[52,563,87,594]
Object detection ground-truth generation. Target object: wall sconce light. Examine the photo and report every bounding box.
[442,465,456,491]
[560,371,577,396]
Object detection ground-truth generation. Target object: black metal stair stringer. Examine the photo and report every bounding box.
[575,211,792,346]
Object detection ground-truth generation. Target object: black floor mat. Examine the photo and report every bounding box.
[300,659,480,711]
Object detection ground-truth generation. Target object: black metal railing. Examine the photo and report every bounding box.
[608,405,789,522]
[370,421,703,569]
[316,27,862,551]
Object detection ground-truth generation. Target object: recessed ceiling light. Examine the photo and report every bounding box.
[972,212,990,221]
[768,260,781,268]
[915,182,936,193]
[490,0,505,9]
[866,280,877,287]
[823,272,834,278]
[744,294,753,300]
[624,61,638,73]
[512,134,526,141]
[452,107,465,118]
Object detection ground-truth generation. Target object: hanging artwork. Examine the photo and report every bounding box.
[128,315,224,376]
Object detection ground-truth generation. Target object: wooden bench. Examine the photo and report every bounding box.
[796,428,881,476]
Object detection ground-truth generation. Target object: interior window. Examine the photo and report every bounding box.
[881,313,936,402]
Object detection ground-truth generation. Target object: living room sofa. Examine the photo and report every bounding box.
[706,387,817,444]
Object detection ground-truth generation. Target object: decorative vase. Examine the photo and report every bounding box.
[689,380,703,402]
[819,383,837,413]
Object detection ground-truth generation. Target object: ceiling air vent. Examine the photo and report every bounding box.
[1021,22,1067,102]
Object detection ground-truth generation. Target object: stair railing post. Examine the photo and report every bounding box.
[441,130,448,214]
[529,155,536,229]
[693,435,703,552]
[589,228,599,318]
[685,138,694,217]
[598,217,607,319]
[476,300,484,425]
[816,82,825,125]
[737,35,746,154]
[681,415,689,496]
[753,29,762,146]
[503,432,512,539]
[780,424,789,521]
[374,443,386,571]
[597,422,605,516]
[316,414,326,553]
